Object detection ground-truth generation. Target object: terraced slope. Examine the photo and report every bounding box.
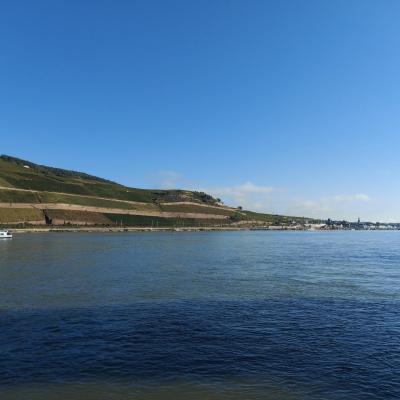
[0,155,312,227]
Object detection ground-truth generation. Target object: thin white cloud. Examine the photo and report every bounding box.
[291,193,373,219]
[204,181,276,210]
[291,200,333,218]
[208,181,275,196]
[151,170,182,189]
[331,193,371,202]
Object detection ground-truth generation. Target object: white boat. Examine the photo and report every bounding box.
[0,230,12,239]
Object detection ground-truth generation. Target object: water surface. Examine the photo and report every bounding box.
[0,231,399,399]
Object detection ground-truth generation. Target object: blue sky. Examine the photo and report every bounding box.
[1,0,400,221]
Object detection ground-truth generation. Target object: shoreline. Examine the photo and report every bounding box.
[2,226,269,234]
[3,226,399,233]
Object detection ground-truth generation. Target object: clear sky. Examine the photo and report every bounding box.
[1,0,400,221]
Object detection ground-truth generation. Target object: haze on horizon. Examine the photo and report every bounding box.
[1,0,400,222]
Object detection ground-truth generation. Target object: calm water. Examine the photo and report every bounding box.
[0,231,399,399]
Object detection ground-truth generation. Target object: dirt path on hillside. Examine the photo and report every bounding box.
[160,201,235,211]
[0,202,228,220]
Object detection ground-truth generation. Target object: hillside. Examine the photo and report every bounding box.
[0,155,313,228]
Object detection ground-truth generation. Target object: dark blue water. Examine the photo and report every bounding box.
[0,231,399,399]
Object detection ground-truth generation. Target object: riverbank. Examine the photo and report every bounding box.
[2,225,323,233]
[3,225,399,234]
[5,226,260,233]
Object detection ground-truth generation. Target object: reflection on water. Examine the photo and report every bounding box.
[0,232,399,399]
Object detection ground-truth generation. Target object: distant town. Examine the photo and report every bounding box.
[271,218,400,231]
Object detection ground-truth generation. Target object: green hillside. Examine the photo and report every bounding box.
[0,155,314,228]
[0,155,217,204]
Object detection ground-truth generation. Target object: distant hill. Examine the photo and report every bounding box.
[0,155,314,228]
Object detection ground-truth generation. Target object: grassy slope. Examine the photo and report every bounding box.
[0,208,44,223]
[0,155,315,226]
[0,156,217,204]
